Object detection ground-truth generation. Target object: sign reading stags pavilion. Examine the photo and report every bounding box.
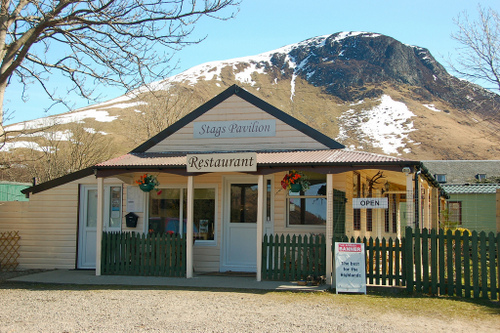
[193,120,276,139]
[187,152,257,173]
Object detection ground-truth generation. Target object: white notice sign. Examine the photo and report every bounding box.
[352,197,388,209]
[335,242,367,294]
[126,186,144,213]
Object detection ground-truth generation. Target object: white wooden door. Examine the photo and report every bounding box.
[221,178,258,272]
[78,186,98,269]
[78,185,122,269]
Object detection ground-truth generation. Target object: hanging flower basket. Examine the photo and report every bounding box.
[290,183,303,193]
[139,183,155,192]
[281,170,310,192]
[136,174,160,193]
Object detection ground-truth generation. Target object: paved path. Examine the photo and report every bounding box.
[8,269,329,291]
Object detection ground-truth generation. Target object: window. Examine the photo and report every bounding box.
[384,196,389,233]
[148,187,216,241]
[435,174,447,183]
[476,174,486,181]
[266,179,272,221]
[287,173,327,226]
[108,186,122,228]
[391,194,397,233]
[447,201,462,225]
[353,172,361,230]
[366,209,373,231]
[230,184,258,223]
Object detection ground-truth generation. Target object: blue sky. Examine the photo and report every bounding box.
[4,0,500,125]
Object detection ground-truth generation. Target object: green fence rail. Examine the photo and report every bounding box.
[334,235,405,287]
[261,234,326,281]
[101,232,186,277]
[405,227,500,300]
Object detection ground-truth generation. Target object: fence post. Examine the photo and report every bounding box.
[430,229,438,295]
[262,234,268,280]
[497,232,500,301]
[488,232,497,300]
[455,230,462,297]
[463,230,471,298]
[422,229,429,293]
[480,232,488,299]
[404,226,414,292]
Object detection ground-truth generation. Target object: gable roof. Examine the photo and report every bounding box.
[422,160,500,184]
[131,84,345,153]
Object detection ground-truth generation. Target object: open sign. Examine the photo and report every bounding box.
[352,197,388,209]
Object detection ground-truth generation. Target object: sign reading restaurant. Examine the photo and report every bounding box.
[187,152,257,173]
[193,120,276,139]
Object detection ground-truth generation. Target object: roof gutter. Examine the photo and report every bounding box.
[418,162,449,199]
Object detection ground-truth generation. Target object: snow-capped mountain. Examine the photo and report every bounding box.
[4,31,500,178]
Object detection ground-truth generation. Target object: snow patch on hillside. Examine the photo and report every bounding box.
[1,141,44,152]
[6,109,118,132]
[336,95,417,155]
[423,104,441,112]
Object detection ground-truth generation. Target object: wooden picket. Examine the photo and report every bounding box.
[405,227,499,301]
[101,232,186,277]
[99,227,498,301]
[261,234,326,281]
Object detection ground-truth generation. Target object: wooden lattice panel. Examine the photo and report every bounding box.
[0,231,20,272]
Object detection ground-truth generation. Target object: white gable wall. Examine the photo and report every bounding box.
[146,95,330,153]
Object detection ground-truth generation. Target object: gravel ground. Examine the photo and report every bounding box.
[0,272,499,332]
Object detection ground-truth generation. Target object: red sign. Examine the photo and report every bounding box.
[338,243,362,253]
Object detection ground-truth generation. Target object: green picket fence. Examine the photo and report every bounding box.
[334,235,405,287]
[405,227,500,300]
[101,232,186,277]
[261,234,326,281]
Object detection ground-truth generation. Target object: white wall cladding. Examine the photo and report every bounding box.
[146,96,329,153]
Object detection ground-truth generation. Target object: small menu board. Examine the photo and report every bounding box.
[335,242,367,294]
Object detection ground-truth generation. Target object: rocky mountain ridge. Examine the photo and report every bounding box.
[3,31,499,182]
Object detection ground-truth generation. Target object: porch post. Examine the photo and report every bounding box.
[406,171,414,229]
[496,189,500,233]
[96,177,104,276]
[326,173,334,286]
[256,175,264,282]
[186,175,194,278]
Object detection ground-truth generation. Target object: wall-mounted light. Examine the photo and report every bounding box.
[402,167,411,175]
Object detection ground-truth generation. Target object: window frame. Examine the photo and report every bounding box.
[146,184,218,246]
[447,201,462,225]
[435,174,447,183]
[476,174,486,181]
[285,176,328,228]
[286,193,328,228]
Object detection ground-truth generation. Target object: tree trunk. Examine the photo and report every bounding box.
[0,79,6,126]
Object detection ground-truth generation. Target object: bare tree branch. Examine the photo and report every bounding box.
[0,0,240,121]
[450,5,500,93]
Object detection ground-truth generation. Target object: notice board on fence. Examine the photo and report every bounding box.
[335,242,367,294]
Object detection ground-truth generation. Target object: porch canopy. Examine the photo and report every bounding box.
[94,149,418,177]
[93,148,420,282]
